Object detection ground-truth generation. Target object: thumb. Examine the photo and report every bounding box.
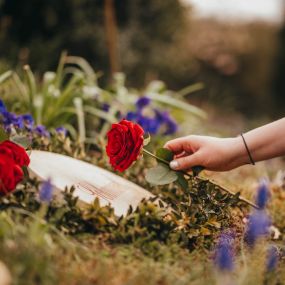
[169,153,201,171]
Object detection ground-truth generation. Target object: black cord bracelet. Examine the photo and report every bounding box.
[240,133,255,165]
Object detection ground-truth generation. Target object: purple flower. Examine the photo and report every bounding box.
[21,114,34,131]
[137,115,160,134]
[256,179,269,209]
[154,109,167,123]
[2,111,24,129]
[0,101,28,130]
[21,114,34,125]
[126,111,138,121]
[214,232,234,271]
[125,101,178,136]
[34,125,50,138]
[136,96,151,109]
[126,111,160,134]
[267,246,279,271]
[244,210,271,247]
[164,117,178,135]
[154,109,178,135]
[102,103,110,112]
[0,100,7,113]
[56,126,67,137]
[39,178,54,203]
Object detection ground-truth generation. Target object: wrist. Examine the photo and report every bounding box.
[228,136,252,168]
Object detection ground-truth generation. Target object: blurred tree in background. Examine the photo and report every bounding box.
[0,0,284,118]
[272,20,285,116]
[0,0,107,73]
[0,0,189,86]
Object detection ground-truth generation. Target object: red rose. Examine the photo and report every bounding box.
[0,154,23,194]
[106,119,144,172]
[0,140,30,167]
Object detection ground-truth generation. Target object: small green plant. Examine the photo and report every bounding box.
[0,53,205,143]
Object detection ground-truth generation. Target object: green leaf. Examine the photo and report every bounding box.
[84,105,116,123]
[145,163,178,185]
[10,135,31,149]
[0,127,8,143]
[0,70,13,84]
[156,148,174,162]
[177,82,204,97]
[148,93,207,119]
[177,172,188,191]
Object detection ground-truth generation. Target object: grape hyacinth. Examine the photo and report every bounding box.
[154,109,178,135]
[39,178,54,203]
[0,99,63,140]
[0,110,23,131]
[56,126,67,137]
[22,114,34,131]
[125,96,178,136]
[136,96,151,109]
[244,210,271,247]
[0,100,6,113]
[102,103,110,112]
[34,125,50,138]
[0,100,33,132]
[256,179,270,209]
[245,179,271,247]
[214,232,235,272]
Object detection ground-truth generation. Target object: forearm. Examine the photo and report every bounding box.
[166,118,285,172]
[237,118,285,165]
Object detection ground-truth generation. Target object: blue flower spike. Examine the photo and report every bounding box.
[256,179,270,209]
[22,114,34,127]
[136,96,151,109]
[0,101,34,131]
[39,178,54,203]
[215,232,234,272]
[125,97,178,136]
[56,126,67,137]
[244,210,271,247]
[0,100,7,113]
[34,125,50,138]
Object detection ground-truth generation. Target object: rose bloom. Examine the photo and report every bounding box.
[0,154,23,194]
[0,140,30,167]
[106,119,144,172]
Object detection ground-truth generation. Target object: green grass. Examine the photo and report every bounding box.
[0,135,284,285]
[1,56,285,284]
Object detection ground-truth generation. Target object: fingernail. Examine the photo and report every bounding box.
[170,160,179,170]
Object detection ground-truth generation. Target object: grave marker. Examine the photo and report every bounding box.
[28,150,154,216]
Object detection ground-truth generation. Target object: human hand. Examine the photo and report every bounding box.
[164,135,248,172]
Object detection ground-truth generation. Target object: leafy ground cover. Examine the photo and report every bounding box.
[0,56,285,284]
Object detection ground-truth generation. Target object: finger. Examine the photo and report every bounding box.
[169,153,201,171]
[174,151,187,159]
[164,137,192,154]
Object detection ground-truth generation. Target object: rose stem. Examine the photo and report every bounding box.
[142,148,258,209]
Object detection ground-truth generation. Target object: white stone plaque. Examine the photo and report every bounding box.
[28,150,154,216]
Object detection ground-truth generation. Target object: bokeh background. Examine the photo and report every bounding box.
[0,0,284,120]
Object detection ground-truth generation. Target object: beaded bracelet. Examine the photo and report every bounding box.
[240,133,255,165]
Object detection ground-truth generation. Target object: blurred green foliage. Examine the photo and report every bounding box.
[0,0,284,118]
[0,119,284,284]
[0,53,205,144]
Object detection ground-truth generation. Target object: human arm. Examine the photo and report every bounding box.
[164,117,285,172]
